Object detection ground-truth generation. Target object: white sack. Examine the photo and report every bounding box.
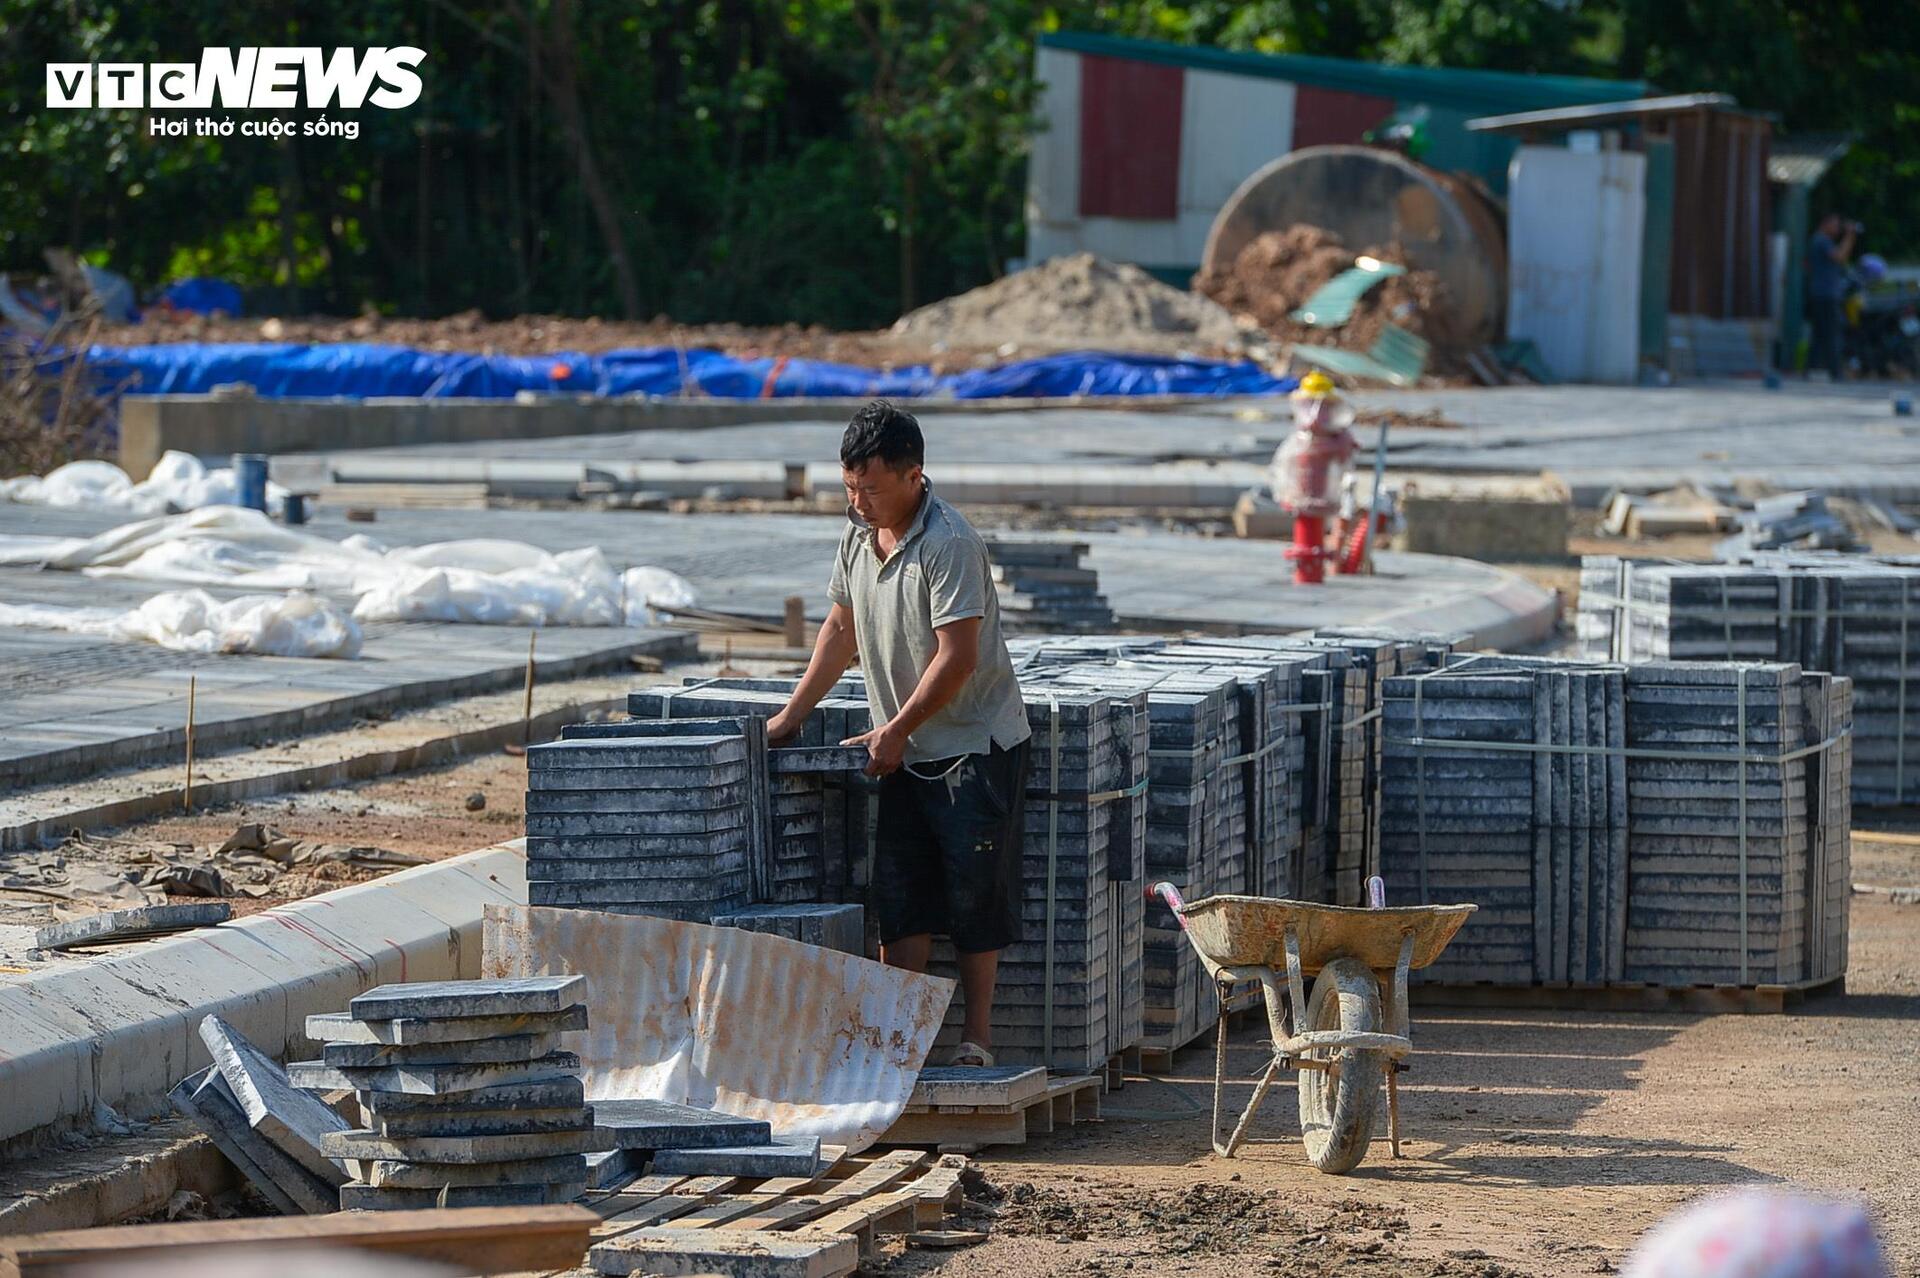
[0,588,363,658]
[0,451,288,515]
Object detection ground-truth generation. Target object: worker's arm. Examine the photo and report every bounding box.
[845,617,981,776]
[765,602,857,746]
[1835,225,1857,262]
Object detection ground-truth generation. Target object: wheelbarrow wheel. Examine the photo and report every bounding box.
[1297,957,1383,1174]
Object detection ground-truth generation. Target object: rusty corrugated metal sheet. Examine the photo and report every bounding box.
[481,905,954,1154]
[1078,53,1183,219]
[1662,108,1773,319]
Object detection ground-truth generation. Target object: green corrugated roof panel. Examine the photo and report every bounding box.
[1041,31,1652,116]
[1291,263,1406,327]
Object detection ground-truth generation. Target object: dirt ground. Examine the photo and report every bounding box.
[77,751,1920,1276]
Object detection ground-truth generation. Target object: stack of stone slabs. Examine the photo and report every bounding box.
[1623,661,1811,986]
[1380,654,1851,991]
[1027,663,1233,1057]
[985,539,1115,631]
[1579,555,1919,807]
[523,733,753,922]
[1381,665,1542,984]
[302,977,598,1210]
[627,683,875,907]
[924,681,1147,1073]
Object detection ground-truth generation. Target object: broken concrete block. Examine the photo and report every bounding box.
[321,1030,562,1069]
[295,1051,582,1097]
[348,976,585,1022]
[321,1125,604,1164]
[366,1153,589,1189]
[307,1004,588,1047]
[34,902,231,952]
[338,1181,586,1211]
[591,1098,772,1151]
[589,1227,855,1278]
[648,1136,821,1178]
[198,1015,350,1185]
[169,1067,338,1216]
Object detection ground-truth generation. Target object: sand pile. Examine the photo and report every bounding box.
[893,253,1247,354]
[1193,226,1466,375]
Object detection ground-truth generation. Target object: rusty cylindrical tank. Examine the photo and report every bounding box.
[1201,145,1508,344]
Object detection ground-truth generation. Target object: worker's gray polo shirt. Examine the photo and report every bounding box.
[828,482,1030,765]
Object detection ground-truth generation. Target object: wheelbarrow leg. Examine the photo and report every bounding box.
[1211,975,1284,1159]
[1386,1065,1402,1158]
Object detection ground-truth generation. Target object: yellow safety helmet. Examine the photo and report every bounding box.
[1293,371,1338,399]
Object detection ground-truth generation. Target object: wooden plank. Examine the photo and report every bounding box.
[0,1206,594,1276]
[590,1175,688,1221]
[908,1156,967,1227]
[722,1150,927,1233]
[597,1177,741,1241]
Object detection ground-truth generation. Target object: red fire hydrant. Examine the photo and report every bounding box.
[1272,372,1358,584]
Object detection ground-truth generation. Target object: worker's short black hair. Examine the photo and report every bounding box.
[841,399,924,472]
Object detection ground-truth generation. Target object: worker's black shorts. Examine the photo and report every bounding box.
[871,739,1031,954]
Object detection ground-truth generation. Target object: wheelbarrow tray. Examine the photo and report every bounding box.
[1173,894,1476,975]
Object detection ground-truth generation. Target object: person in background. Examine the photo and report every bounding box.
[1624,1188,1889,1277]
[1808,212,1859,381]
[766,400,1031,1068]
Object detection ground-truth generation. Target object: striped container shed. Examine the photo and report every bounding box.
[1027,31,1650,281]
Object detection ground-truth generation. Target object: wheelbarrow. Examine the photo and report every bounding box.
[1150,881,1475,1174]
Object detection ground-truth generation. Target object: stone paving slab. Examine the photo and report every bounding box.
[285,383,1920,502]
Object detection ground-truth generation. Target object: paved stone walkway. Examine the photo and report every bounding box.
[289,382,1920,502]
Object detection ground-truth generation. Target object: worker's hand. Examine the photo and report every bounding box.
[765,708,803,747]
[844,724,906,777]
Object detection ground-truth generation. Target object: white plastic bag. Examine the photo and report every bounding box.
[0,588,363,658]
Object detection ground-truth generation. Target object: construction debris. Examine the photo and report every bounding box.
[301,977,603,1211]
[1720,490,1865,555]
[1192,225,1467,381]
[890,253,1247,356]
[31,901,230,951]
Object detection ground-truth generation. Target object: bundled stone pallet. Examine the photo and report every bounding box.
[1579,554,1917,805]
[1379,655,1851,991]
[625,683,876,908]
[294,977,602,1210]
[525,730,758,921]
[984,538,1115,631]
[924,680,1150,1074]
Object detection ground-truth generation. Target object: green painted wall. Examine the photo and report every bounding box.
[1639,138,1676,368]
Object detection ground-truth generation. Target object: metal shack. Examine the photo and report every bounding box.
[1469,96,1778,378]
[1025,30,1649,283]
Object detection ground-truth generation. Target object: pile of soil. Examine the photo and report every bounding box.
[91,257,1252,372]
[1193,225,1469,380]
[892,253,1248,355]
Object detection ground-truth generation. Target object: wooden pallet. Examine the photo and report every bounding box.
[876,1074,1101,1153]
[1410,974,1847,1016]
[581,1149,970,1277]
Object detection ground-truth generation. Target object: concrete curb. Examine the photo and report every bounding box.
[0,843,529,1150]
[120,393,1236,480]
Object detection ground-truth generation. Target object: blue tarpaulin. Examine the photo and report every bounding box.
[154,278,245,317]
[84,342,1294,401]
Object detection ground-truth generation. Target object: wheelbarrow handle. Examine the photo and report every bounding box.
[1147,881,1190,927]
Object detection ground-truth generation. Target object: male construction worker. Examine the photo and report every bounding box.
[765,399,1030,1068]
